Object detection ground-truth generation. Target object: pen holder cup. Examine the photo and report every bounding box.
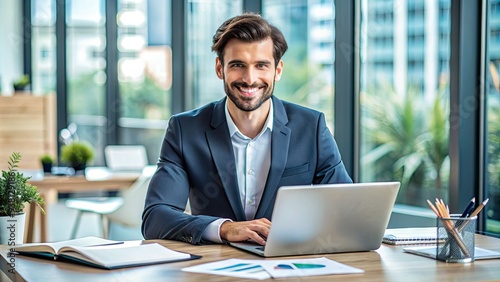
[436,216,476,263]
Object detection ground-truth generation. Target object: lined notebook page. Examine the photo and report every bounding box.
[383,227,444,245]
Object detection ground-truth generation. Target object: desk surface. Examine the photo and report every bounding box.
[28,173,140,192]
[2,234,500,281]
[25,172,140,243]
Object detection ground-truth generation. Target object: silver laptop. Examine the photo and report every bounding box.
[230,181,400,257]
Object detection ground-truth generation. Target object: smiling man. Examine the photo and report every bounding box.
[142,13,352,245]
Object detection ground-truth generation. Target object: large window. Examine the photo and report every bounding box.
[66,0,107,164]
[487,0,500,234]
[30,0,172,165]
[117,0,170,163]
[264,0,335,128]
[359,0,451,208]
[31,0,56,94]
[187,0,242,108]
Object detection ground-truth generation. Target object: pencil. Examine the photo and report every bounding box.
[435,198,450,218]
[435,198,443,217]
[469,198,489,218]
[427,199,440,217]
[439,198,450,218]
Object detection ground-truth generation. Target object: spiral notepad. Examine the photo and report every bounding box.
[383,227,445,245]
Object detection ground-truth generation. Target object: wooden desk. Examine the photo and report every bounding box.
[26,173,139,243]
[1,234,500,281]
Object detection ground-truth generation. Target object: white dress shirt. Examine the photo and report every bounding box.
[201,99,273,242]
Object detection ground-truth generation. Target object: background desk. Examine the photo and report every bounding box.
[1,234,500,281]
[26,173,139,243]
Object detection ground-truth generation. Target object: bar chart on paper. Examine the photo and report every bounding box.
[182,257,363,279]
[274,263,326,269]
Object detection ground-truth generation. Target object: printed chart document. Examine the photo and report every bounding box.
[383,227,446,245]
[13,237,200,269]
[183,258,271,280]
[181,257,363,280]
[261,257,364,278]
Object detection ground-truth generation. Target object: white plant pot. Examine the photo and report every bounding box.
[0,213,26,245]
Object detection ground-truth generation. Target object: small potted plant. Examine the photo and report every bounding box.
[0,152,45,244]
[12,74,30,92]
[40,154,54,173]
[61,141,94,172]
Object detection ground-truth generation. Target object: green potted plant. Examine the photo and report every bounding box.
[0,152,45,244]
[40,154,54,173]
[61,142,94,172]
[12,74,30,92]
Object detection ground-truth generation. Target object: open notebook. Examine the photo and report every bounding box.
[14,237,200,269]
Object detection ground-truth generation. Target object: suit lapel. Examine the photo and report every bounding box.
[206,98,246,221]
[255,97,291,218]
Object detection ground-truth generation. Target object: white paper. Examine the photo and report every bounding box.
[260,257,364,278]
[181,257,363,280]
[181,258,271,280]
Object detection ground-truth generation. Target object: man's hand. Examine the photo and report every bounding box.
[220,218,271,245]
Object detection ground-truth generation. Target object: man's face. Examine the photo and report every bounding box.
[216,38,283,112]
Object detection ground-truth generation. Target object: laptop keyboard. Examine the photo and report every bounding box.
[256,246,265,251]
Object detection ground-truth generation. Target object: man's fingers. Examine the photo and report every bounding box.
[244,222,268,245]
[256,218,272,228]
[248,232,267,245]
[220,219,272,244]
[248,223,270,239]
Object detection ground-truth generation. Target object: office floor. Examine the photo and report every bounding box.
[47,200,143,242]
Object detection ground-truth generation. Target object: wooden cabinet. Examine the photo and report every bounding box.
[0,94,56,170]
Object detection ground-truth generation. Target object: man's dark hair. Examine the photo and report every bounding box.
[211,13,288,67]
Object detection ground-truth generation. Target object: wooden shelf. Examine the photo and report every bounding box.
[0,94,56,170]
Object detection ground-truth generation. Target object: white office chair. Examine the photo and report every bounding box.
[65,145,152,239]
[104,145,148,171]
[65,165,155,239]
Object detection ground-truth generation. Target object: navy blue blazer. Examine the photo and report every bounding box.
[142,96,352,244]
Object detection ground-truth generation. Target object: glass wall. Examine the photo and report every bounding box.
[187,0,242,108]
[117,0,170,163]
[31,0,56,94]
[30,0,172,165]
[263,0,335,129]
[487,0,500,234]
[359,0,451,208]
[66,0,107,164]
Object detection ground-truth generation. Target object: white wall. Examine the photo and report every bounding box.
[0,0,24,95]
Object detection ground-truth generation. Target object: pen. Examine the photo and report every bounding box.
[460,197,475,217]
[454,198,490,234]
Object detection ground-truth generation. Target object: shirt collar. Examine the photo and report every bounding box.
[225,98,274,138]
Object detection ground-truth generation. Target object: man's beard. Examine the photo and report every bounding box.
[224,78,275,112]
